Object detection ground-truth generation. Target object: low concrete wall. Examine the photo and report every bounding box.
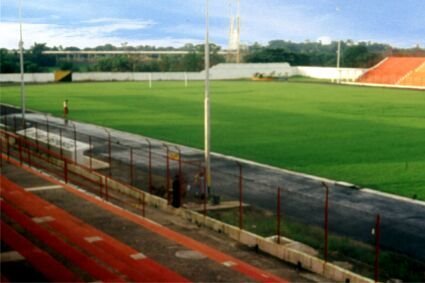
[73,72,204,82]
[206,63,296,79]
[0,66,366,83]
[295,66,367,81]
[65,160,374,283]
[0,73,54,83]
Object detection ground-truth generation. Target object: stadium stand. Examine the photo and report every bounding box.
[357,57,425,86]
[399,61,425,86]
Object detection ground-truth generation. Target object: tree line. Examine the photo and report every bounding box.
[1,40,424,73]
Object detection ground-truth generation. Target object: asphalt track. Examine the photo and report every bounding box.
[2,109,425,263]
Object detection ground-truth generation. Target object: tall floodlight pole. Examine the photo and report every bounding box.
[19,0,26,124]
[236,0,241,63]
[204,0,211,196]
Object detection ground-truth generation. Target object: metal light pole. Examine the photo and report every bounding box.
[236,0,241,63]
[19,0,26,124]
[204,0,212,196]
[336,40,341,83]
[335,5,342,84]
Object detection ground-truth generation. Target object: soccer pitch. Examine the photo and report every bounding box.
[2,81,425,199]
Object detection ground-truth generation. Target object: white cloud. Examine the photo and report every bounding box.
[0,19,191,49]
[317,36,332,45]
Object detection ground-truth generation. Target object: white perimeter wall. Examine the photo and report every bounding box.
[0,73,54,83]
[0,65,367,83]
[294,66,367,81]
[73,72,204,82]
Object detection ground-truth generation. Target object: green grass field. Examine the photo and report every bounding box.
[2,81,425,199]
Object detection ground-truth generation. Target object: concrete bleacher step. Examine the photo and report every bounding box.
[398,62,425,86]
[1,177,190,283]
[0,220,80,282]
[357,57,425,86]
[0,198,125,282]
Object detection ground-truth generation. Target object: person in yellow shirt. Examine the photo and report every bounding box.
[63,99,69,125]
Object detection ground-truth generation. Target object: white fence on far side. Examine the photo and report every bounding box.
[0,64,367,83]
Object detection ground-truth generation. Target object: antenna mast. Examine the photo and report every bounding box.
[228,0,241,63]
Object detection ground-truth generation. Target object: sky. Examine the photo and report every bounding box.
[1,0,424,49]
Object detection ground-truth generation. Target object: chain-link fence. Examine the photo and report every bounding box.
[1,113,424,282]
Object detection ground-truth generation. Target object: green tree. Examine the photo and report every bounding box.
[342,45,381,68]
[0,49,19,73]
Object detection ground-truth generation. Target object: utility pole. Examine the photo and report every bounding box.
[204,0,211,196]
[336,40,341,83]
[19,0,26,125]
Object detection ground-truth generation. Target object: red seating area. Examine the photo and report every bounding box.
[399,63,425,86]
[0,177,189,283]
[0,160,289,283]
[357,57,425,85]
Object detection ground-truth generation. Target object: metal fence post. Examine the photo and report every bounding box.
[27,136,32,166]
[203,166,207,216]
[35,122,39,151]
[0,141,3,167]
[322,182,329,262]
[89,136,93,170]
[18,137,23,165]
[6,131,10,160]
[108,133,112,177]
[130,147,134,186]
[236,161,243,230]
[59,128,63,158]
[64,159,68,183]
[99,176,103,198]
[164,144,171,205]
[140,192,145,217]
[13,116,17,133]
[73,123,77,164]
[176,147,183,206]
[45,115,50,151]
[4,115,8,131]
[277,187,281,244]
[145,139,153,193]
[374,214,381,283]
[105,176,109,200]
[23,118,28,154]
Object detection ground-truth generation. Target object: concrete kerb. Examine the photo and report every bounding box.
[212,151,424,207]
[341,81,425,90]
[72,168,374,283]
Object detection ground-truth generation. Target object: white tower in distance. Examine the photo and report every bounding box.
[228,0,241,63]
